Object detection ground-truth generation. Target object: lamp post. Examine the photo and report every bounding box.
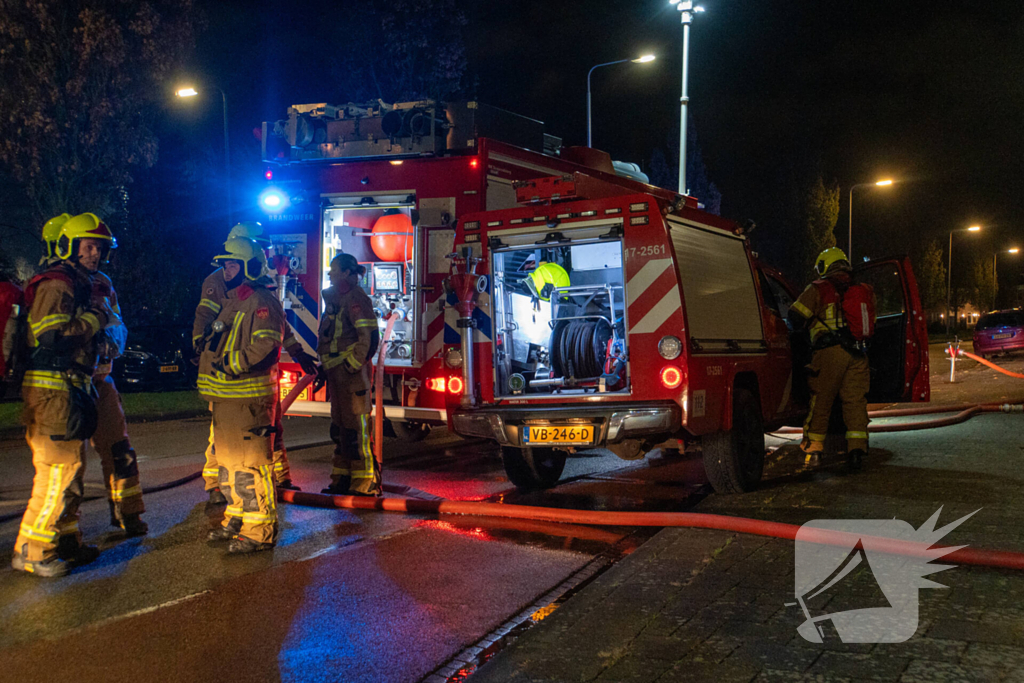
[847,178,893,262]
[946,225,982,335]
[176,85,232,227]
[669,1,704,195]
[992,247,1020,311]
[586,55,655,148]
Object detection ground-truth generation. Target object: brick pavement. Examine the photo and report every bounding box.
[469,412,1024,682]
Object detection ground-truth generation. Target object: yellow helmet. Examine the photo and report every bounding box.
[227,221,271,246]
[527,262,570,301]
[814,247,850,277]
[213,237,268,280]
[55,213,117,261]
[41,213,72,257]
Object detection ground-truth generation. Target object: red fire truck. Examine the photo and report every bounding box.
[256,100,679,439]
[441,173,930,492]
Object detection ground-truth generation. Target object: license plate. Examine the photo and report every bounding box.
[992,333,1013,340]
[159,365,179,373]
[280,384,311,402]
[524,425,594,446]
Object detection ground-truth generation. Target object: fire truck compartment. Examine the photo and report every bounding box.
[322,193,419,367]
[491,231,628,398]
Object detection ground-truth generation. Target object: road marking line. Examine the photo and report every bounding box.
[86,590,213,630]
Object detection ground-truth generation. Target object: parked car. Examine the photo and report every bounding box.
[973,309,1024,359]
[113,325,196,391]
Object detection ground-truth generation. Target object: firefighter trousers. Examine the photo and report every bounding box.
[203,394,291,491]
[211,398,278,545]
[803,344,871,452]
[327,367,379,494]
[15,414,87,563]
[92,374,144,524]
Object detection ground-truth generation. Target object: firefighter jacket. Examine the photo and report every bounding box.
[198,277,286,403]
[22,263,108,404]
[90,270,127,376]
[317,284,376,388]
[790,271,876,346]
[194,268,304,357]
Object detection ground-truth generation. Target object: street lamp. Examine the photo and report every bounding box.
[847,178,894,263]
[946,225,982,335]
[992,247,1021,311]
[176,84,232,226]
[586,54,656,148]
[669,0,704,195]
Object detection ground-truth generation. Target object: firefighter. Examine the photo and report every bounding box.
[318,253,380,496]
[11,216,117,577]
[198,237,285,553]
[192,222,316,507]
[789,247,875,470]
[39,214,146,535]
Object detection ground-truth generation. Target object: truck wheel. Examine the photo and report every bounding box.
[501,446,567,490]
[703,388,765,494]
[391,420,431,442]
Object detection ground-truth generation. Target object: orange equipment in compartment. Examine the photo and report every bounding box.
[370,210,414,262]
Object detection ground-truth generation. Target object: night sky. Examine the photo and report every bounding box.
[188,0,1024,279]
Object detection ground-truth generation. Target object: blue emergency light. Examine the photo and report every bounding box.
[259,187,288,212]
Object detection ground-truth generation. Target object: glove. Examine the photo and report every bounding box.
[211,358,231,376]
[193,336,205,356]
[313,365,327,393]
[293,350,318,376]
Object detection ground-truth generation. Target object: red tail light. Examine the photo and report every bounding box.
[448,376,464,394]
[426,377,446,392]
[469,158,479,169]
[660,366,682,389]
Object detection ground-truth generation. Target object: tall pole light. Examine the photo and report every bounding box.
[847,178,893,263]
[993,247,1020,311]
[177,85,232,227]
[670,1,704,195]
[946,225,982,335]
[586,55,656,148]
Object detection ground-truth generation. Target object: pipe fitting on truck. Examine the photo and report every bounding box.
[447,246,485,407]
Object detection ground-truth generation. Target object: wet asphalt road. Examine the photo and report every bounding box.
[0,417,707,683]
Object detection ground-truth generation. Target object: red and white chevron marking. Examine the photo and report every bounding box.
[626,257,682,335]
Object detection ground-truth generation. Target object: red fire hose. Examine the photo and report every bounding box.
[279,489,1024,571]
[955,348,1024,380]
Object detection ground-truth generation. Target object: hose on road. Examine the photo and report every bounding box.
[773,402,1023,436]
[954,348,1024,380]
[280,489,1024,571]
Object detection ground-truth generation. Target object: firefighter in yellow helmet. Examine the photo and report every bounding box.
[788,247,876,470]
[198,237,286,553]
[12,214,119,576]
[192,222,315,508]
[318,253,380,496]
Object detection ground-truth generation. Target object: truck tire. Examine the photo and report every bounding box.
[703,388,765,494]
[501,446,567,490]
[390,420,431,442]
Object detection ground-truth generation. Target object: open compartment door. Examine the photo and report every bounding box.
[854,256,930,403]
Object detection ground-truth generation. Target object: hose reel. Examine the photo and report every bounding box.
[549,319,613,380]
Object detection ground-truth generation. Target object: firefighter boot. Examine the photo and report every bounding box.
[277,480,301,491]
[801,439,825,467]
[207,517,242,543]
[227,535,276,555]
[206,486,229,512]
[321,478,350,495]
[12,549,70,578]
[847,449,866,472]
[119,514,149,538]
[56,536,101,567]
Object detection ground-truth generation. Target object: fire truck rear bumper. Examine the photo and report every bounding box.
[451,403,679,447]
